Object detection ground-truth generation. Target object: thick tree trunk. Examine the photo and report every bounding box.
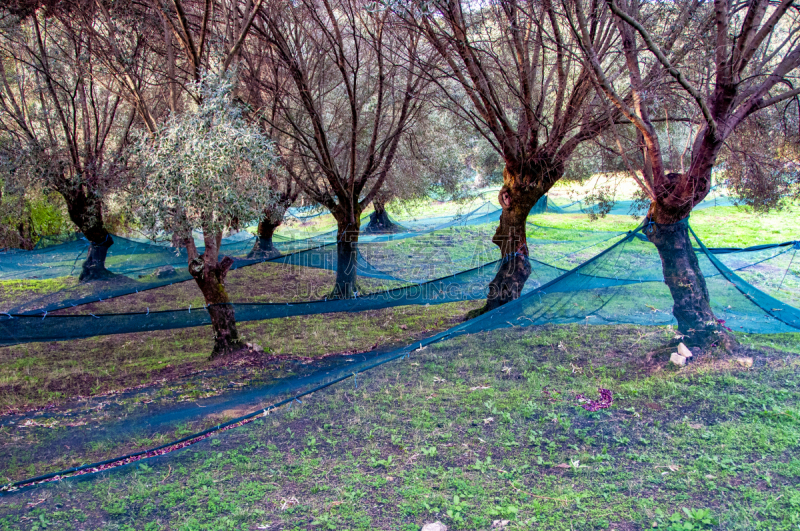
[80,236,114,281]
[189,254,243,358]
[62,187,114,282]
[248,218,282,259]
[471,167,549,316]
[332,215,361,299]
[646,201,735,350]
[364,199,399,234]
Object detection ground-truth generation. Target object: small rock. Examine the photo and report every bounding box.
[677,342,693,359]
[669,352,688,367]
[421,523,447,531]
[154,265,177,279]
[492,521,510,529]
[736,357,753,368]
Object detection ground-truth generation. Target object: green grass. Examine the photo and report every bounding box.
[0,194,797,528]
[0,297,480,412]
[1,324,798,530]
[532,203,800,248]
[0,277,77,311]
[0,203,797,412]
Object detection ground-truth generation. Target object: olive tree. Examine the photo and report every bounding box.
[570,0,800,349]
[0,7,135,278]
[404,0,626,314]
[252,0,430,299]
[129,72,277,358]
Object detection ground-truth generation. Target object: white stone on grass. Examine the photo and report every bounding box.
[670,352,688,367]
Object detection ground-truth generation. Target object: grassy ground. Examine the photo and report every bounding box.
[0,324,798,530]
[0,204,797,412]
[0,291,481,412]
[0,192,797,528]
[532,204,800,248]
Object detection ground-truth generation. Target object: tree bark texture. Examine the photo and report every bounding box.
[331,212,362,299]
[477,166,551,314]
[62,187,114,282]
[363,199,399,234]
[645,215,734,349]
[644,165,735,350]
[189,254,243,358]
[248,218,282,259]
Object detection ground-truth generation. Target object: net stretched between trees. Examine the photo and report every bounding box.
[1,218,798,495]
[0,200,508,314]
[0,218,797,346]
[0,193,742,315]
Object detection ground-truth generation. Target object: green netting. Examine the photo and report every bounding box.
[0,225,627,345]
[543,188,737,216]
[0,200,509,314]
[1,217,798,495]
[0,220,797,348]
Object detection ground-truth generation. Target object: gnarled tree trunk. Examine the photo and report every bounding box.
[186,230,243,358]
[646,178,735,350]
[248,218,282,259]
[189,254,243,359]
[63,187,114,282]
[363,199,399,234]
[475,166,552,315]
[331,210,362,299]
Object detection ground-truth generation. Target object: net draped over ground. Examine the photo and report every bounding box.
[0,197,798,494]
[0,195,798,346]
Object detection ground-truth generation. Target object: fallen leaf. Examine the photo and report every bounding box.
[554,463,571,469]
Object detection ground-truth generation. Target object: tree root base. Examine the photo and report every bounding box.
[464,304,490,321]
[79,268,120,283]
[208,340,247,361]
[246,249,282,260]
